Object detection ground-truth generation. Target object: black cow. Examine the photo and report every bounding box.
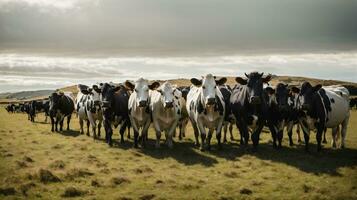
[42,100,50,122]
[350,97,357,109]
[49,92,75,132]
[100,83,131,146]
[29,100,37,122]
[6,104,15,113]
[230,72,272,150]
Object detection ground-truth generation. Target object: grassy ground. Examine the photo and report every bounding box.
[0,108,356,200]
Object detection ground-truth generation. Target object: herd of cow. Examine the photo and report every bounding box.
[5,72,355,153]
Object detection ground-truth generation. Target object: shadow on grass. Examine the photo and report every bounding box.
[95,135,218,167]
[239,142,357,176]
[57,129,81,137]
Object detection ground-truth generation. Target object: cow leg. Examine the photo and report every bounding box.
[141,120,151,148]
[55,118,59,132]
[190,119,200,147]
[119,120,129,143]
[316,123,325,152]
[300,122,310,152]
[197,120,206,151]
[67,115,71,131]
[286,121,294,146]
[229,122,234,141]
[178,123,183,140]
[216,124,223,150]
[268,123,278,149]
[278,130,283,149]
[51,117,55,132]
[59,118,64,131]
[91,120,97,140]
[167,120,178,149]
[97,121,102,138]
[206,129,213,151]
[127,125,130,139]
[251,123,264,152]
[223,122,228,143]
[236,119,249,146]
[79,119,84,134]
[104,119,113,146]
[297,124,302,143]
[331,126,339,148]
[322,127,327,144]
[155,130,161,148]
[340,116,349,149]
[86,120,90,136]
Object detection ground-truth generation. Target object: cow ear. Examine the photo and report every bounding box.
[235,77,247,85]
[262,74,272,83]
[216,77,227,86]
[149,81,160,90]
[190,78,202,86]
[313,84,322,92]
[124,81,135,91]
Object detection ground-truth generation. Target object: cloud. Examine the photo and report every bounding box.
[0,52,356,92]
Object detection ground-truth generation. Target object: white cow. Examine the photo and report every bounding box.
[323,85,350,148]
[150,82,180,148]
[186,74,226,151]
[296,82,350,151]
[75,84,103,139]
[125,78,160,148]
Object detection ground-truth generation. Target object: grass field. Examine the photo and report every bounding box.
[0,108,356,200]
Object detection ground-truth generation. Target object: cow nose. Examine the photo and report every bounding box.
[207,98,216,105]
[250,96,261,104]
[165,101,173,108]
[139,100,147,107]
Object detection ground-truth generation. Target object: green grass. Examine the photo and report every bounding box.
[0,108,356,200]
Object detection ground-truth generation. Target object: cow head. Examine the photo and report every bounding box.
[100,83,121,110]
[191,74,227,106]
[275,83,290,111]
[297,82,322,111]
[235,72,272,104]
[157,82,175,109]
[125,78,160,107]
[49,92,60,115]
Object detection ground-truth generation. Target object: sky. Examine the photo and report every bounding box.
[0,0,356,92]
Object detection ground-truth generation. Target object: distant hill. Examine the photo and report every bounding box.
[1,76,356,104]
[0,90,53,103]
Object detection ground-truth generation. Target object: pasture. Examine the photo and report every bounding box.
[0,108,356,200]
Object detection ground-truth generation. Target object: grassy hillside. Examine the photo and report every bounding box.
[0,108,356,199]
[1,76,356,104]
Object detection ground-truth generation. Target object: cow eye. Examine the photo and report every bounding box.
[135,89,138,93]
[202,86,206,89]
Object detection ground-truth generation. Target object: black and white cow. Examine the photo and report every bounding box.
[49,92,75,132]
[76,84,103,139]
[100,83,131,146]
[230,72,272,150]
[5,104,15,113]
[125,78,160,148]
[296,82,350,151]
[174,86,190,140]
[186,74,226,151]
[150,82,180,148]
[218,84,235,143]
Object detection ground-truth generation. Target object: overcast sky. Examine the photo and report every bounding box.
[0,0,356,92]
[1,0,357,54]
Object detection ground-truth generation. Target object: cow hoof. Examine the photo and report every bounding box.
[120,139,124,144]
[199,146,205,152]
[322,140,327,144]
[195,142,200,147]
[86,133,90,136]
[223,139,227,143]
